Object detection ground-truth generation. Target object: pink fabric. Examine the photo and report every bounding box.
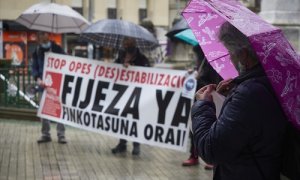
[182,0,300,130]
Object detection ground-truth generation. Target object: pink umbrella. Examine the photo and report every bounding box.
[182,0,300,130]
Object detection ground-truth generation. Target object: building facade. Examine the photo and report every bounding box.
[0,0,175,64]
[0,0,270,68]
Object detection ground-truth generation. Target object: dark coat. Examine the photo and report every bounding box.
[115,49,150,67]
[31,41,64,81]
[192,65,287,180]
[196,60,222,90]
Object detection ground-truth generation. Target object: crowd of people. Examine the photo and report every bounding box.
[31,20,291,180]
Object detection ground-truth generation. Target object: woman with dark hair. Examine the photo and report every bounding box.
[182,45,222,168]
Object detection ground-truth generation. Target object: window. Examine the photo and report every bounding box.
[73,7,83,15]
[107,8,117,19]
[139,9,147,22]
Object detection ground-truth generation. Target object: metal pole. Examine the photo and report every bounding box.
[87,0,94,59]
[0,21,3,59]
[176,0,180,17]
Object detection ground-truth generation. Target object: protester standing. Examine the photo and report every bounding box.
[31,31,67,144]
[182,45,222,169]
[111,37,150,156]
[192,22,287,180]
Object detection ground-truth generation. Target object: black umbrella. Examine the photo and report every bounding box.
[80,19,158,51]
[165,18,189,38]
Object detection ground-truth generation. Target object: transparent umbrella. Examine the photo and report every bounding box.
[16,2,89,33]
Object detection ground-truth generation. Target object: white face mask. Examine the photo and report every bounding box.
[41,41,51,49]
[237,62,246,74]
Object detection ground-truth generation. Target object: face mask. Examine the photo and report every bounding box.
[237,62,246,74]
[41,42,51,49]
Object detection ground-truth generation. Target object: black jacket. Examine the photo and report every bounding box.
[31,41,64,81]
[115,49,150,67]
[192,65,287,180]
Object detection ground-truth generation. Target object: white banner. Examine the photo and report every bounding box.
[38,53,196,152]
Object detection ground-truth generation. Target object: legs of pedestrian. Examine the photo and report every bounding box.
[37,118,52,143]
[182,147,199,166]
[57,123,67,144]
[132,142,140,156]
[37,92,51,144]
[37,92,67,144]
[112,139,127,154]
[182,131,199,166]
[182,132,214,169]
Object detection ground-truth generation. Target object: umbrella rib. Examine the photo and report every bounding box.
[30,14,41,28]
[16,2,89,33]
[19,14,41,28]
[206,53,230,63]
[52,14,55,33]
[70,17,87,30]
[17,16,33,27]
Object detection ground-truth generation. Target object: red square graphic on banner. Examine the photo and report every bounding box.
[41,71,62,118]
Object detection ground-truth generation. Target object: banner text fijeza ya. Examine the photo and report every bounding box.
[38,53,196,151]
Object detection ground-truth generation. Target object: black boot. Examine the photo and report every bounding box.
[132,142,140,155]
[112,143,127,154]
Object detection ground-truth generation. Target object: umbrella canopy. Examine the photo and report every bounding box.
[80,19,158,51]
[16,2,89,33]
[166,18,189,38]
[182,0,300,130]
[175,29,198,46]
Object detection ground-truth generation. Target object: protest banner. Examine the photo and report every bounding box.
[38,52,196,152]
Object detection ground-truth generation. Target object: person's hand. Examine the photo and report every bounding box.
[45,87,57,95]
[187,68,194,74]
[185,69,198,79]
[123,62,130,68]
[195,84,216,101]
[37,78,45,88]
[216,79,234,96]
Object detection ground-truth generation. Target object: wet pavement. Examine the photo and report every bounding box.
[0,119,213,180]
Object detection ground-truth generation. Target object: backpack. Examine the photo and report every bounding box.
[281,123,300,180]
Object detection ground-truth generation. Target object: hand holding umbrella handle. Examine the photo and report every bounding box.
[37,78,46,88]
[216,79,234,96]
[195,84,216,102]
[36,78,56,95]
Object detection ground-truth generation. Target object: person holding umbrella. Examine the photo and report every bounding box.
[191,22,288,180]
[16,1,89,144]
[182,45,221,169]
[111,37,150,156]
[32,31,67,144]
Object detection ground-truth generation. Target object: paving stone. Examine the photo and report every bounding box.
[0,119,213,180]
